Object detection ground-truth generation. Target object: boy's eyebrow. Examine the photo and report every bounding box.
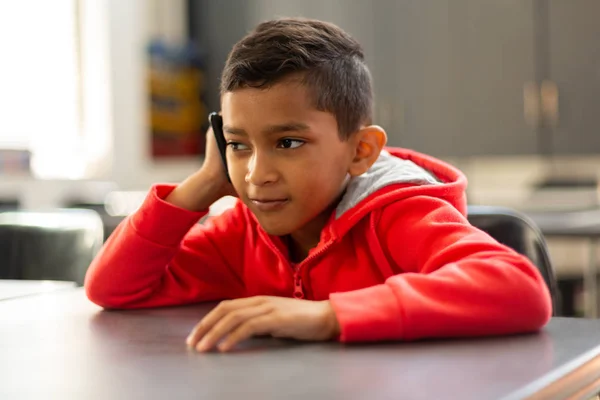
[222,126,247,136]
[223,122,310,136]
[262,122,310,135]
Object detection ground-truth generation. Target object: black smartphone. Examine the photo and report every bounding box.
[208,112,230,182]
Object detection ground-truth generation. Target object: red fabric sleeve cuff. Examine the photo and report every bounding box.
[329,284,405,343]
[130,184,208,247]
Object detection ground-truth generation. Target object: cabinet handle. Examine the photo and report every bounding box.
[523,81,541,128]
[541,80,559,128]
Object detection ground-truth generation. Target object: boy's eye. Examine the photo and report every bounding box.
[227,142,249,151]
[277,139,304,149]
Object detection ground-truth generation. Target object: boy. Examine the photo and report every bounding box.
[85,18,551,352]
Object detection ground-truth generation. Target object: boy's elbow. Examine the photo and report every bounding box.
[513,273,553,332]
[530,283,553,329]
[84,277,127,309]
[525,259,554,329]
[521,294,552,334]
[498,253,554,332]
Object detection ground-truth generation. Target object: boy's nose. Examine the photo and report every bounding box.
[245,152,279,186]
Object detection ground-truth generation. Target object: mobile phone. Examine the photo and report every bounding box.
[208,112,230,182]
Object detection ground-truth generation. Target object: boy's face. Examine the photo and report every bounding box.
[221,79,356,236]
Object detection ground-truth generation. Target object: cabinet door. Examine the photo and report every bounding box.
[380,0,538,157]
[447,0,539,157]
[547,0,600,155]
[375,0,456,154]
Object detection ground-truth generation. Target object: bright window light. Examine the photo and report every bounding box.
[0,0,84,179]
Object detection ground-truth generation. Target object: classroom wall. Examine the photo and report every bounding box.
[107,0,203,190]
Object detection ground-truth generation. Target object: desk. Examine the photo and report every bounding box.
[527,210,600,318]
[0,279,76,301]
[1,290,600,400]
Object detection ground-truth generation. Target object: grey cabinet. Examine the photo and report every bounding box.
[446,0,540,157]
[546,0,600,155]
[374,0,600,157]
[373,1,457,155]
[376,0,539,157]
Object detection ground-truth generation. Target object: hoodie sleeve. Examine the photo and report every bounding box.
[84,184,246,309]
[329,195,552,342]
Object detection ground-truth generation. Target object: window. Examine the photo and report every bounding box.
[0,1,84,178]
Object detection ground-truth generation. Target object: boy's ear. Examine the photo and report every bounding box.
[348,125,387,177]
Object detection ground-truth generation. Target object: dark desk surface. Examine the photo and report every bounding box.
[0,279,76,301]
[1,290,600,400]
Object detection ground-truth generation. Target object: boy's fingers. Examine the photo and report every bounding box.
[218,314,276,352]
[186,297,265,347]
[194,304,272,352]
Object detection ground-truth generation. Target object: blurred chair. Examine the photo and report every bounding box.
[65,201,124,242]
[0,209,104,285]
[0,198,19,212]
[467,205,561,316]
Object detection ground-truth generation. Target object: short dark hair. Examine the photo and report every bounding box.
[221,18,373,139]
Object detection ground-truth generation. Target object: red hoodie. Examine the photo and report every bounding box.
[85,147,552,342]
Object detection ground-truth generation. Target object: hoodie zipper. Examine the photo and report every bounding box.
[264,233,336,300]
[292,264,304,299]
[290,240,335,299]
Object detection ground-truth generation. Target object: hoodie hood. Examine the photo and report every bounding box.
[330,147,468,237]
[336,149,442,218]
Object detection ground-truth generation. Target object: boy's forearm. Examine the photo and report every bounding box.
[165,169,225,211]
[85,185,210,308]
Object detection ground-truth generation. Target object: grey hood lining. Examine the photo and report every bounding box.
[335,150,442,219]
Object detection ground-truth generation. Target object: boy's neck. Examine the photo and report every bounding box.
[285,185,348,263]
[286,204,336,263]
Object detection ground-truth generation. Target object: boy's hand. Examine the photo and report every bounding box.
[166,121,236,211]
[186,296,341,352]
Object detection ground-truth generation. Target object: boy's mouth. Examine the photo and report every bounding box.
[249,198,289,212]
